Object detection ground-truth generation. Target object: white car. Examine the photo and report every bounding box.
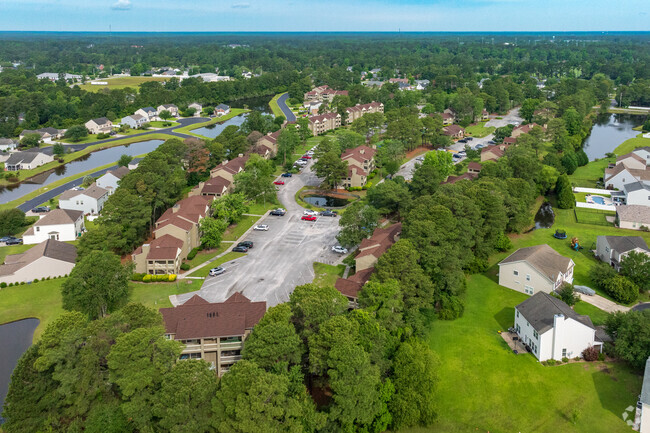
[253,224,269,231]
[332,246,348,254]
[295,160,308,166]
[303,210,319,216]
[209,267,225,276]
[415,156,425,161]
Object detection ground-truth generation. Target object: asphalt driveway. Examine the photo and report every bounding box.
[276,93,297,122]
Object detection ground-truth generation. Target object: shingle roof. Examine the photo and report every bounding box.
[443,172,478,184]
[0,239,77,276]
[468,161,482,172]
[346,102,383,113]
[499,244,573,283]
[200,175,231,194]
[60,183,108,201]
[5,151,47,165]
[216,104,230,110]
[341,145,377,165]
[442,124,464,136]
[617,205,650,225]
[146,234,184,260]
[140,107,156,112]
[107,166,130,179]
[624,181,650,194]
[617,152,646,165]
[356,223,402,260]
[601,236,650,254]
[33,209,83,226]
[91,117,111,125]
[516,292,594,334]
[309,113,340,123]
[159,293,266,339]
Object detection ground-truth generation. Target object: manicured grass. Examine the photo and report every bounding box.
[222,215,261,241]
[185,243,230,269]
[402,274,641,433]
[614,133,650,155]
[464,121,496,138]
[60,134,105,145]
[0,243,34,264]
[568,157,615,188]
[246,200,279,216]
[173,109,248,136]
[573,301,610,326]
[78,76,170,92]
[312,262,346,287]
[186,252,246,277]
[574,207,615,226]
[295,186,325,212]
[269,93,287,118]
[129,279,203,309]
[147,121,180,128]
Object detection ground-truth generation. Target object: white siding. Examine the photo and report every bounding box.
[499,261,554,295]
[59,193,108,215]
[0,256,75,285]
[96,173,120,192]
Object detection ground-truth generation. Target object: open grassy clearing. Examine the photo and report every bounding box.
[184,243,230,269]
[78,76,170,92]
[129,279,203,309]
[222,215,261,241]
[186,252,247,277]
[147,121,180,128]
[614,133,650,155]
[403,274,641,433]
[312,262,346,287]
[269,93,287,118]
[567,156,615,188]
[464,121,496,138]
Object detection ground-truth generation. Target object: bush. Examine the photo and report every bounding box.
[348,186,362,191]
[0,282,6,288]
[142,274,152,282]
[131,273,145,282]
[545,359,557,366]
[601,275,638,304]
[168,274,177,282]
[562,357,569,363]
[97,133,110,139]
[8,283,13,287]
[180,263,191,271]
[32,278,38,283]
[494,232,513,252]
[187,248,199,260]
[582,346,600,361]
[598,352,606,361]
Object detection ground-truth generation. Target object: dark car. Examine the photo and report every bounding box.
[487,140,496,144]
[457,139,467,143]
[31,206,50,213]
[270,209,286,216]
[238,241,254,249]
[0,236,15,243]
[5,238,23,245]
[281,172,293,177]
[320,210,338,217]
[232,245,248,253]
[465,137,473,141]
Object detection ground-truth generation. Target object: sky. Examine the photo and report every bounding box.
[0,0,648,32]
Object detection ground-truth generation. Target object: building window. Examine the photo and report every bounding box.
[516,310,519,318]
[562,348,567,358]
[524,286,534,295]
[513,270,519,276]
[526,274,531,281]
[533,330,538,340]
[36,227,40,232]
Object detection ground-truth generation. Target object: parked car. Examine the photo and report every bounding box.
[209,267,225,276]
[302,155,312,159]
[458,139,467,143]
[301,215,317,221]
[303,210,319,216]
[306,150,315,156]
[475,143,487,149]
[281,172,293,177]
[273,180,285,185]
[0,236,16,243]
[415,156,425,161]
[331,246,348,254]
[270,209,286,216]
[320,210,338,217]
[487,140,496,144]
[31,206,50,213]
[253,224,269,231]
[457,150,466,156]
[465,137,473,141]
[452,153,462,159]
[232,245,249,253]
[5,238,23,245]
[238,241,254,249]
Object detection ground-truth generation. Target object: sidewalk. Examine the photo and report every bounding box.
[578,293,630,313]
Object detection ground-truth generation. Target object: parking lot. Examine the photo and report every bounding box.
[173,159,343,307]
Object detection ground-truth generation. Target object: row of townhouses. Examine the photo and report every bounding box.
[340,145,376,189]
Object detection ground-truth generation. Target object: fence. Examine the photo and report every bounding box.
[574,207,615,227]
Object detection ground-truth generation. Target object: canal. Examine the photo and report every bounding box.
[191,96,272,139]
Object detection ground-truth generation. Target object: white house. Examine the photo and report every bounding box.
[128,157,143,170]
[623,181,650,206]
[639,358,650,433]
[498,244,575,295]
[84,117,113,135]
[157,104,179,117]
[617,205,650,231]
[135,107,158,121]
[596,235,650,271]
[214,104,230,116]
[188,102,203,116]
[22,209,85,244]
[4,151,54,171]
[58,183,109,215]
[633,147,650,165]
[0,138,18,152]
[514,292,601,362]
[96,166,130,194]
[121,114,147,129]
[0,239,77,285]
[19,128,64,143]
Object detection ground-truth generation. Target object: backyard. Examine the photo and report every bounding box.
[78,76,170,92]
[403,274,642,433]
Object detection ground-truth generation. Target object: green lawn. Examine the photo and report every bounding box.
[184,243,230,269]
[186,252,246,277]
[568,157,615,188]
[222,215,261,241]
[173,109,248,136]
[147,121,180,128]
[614,133,650,155]
[464,121,496,138]
[129,279,203,309]
[403,274,641,433]
[246,200,279,216]
[313,262,346,287]
[78,76,170,92]
[61,134,105,145]
[573,301,610,326]
[0,244,35,264]
[269,93,287,118]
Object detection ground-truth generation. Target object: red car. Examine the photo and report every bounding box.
[301,215,317,221]
[302,155,312,159]
[273,180,285,185]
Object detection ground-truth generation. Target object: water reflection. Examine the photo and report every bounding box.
[582,114,647,161]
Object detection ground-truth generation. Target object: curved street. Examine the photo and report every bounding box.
[276,93,297,122]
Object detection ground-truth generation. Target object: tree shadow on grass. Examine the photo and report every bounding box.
[494,306,514,330]
[591,365,639,420]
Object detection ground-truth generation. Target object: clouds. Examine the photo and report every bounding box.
[231,2,250,8]
[111,0,131,10]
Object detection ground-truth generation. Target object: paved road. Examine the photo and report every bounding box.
[174,157,342,307]
[276,93,297,122]
[578,293,630,313]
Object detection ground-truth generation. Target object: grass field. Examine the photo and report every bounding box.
[186,252,246,277]
[269,93,287,118]
[184,243,230,269]
[573,301,610,326]
[464,121,496,138]
[222,215,261,241]
[568,156,615,188]
[614,133,650,155]
[574,207,616,226]
[312,262,346,287]
[174,109,248,136]
[403,274,641,433]
[78,76,170,92]
[147,121,179,128]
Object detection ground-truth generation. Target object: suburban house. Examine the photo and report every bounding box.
[443,172,478,184]
[632,147,650,165]
[96,166,130,194]
[621,182,650,206]
[84,117,113,135]
[341,145,376,188]
[191,176,232,198]
[511,123,545,138]
[617,205,650,230]
[214,104,231,116]
[307,112,341,136]
[335,223,402,306]
[188,102,203,116]
[443,108,457,121]
[415,79,430,90]
[0,138,18,152]
[157,104,179,117]
[639,358,650,433]
[345,102,384,124]
[514,292,601,362]
[442,124,465,139]
[304,85,349,103]
[603,163,650,191]
[498,244,575,295]
[503,137,517,146]
[133,196,211,275]
[481,109,489,120]
[615,152,647,170]
[19,127,64,143]
[58,183,109,215]
[439,112,454,125]
[4,151,54,171]
[596,235,650,270]
[135,107,158,121]
[0,239,77,285]
[23,209,85,244]
[128,157,143,170]
[121,114,147,129]
[254,130,281,158]
[481,143,511,162]
[467,161,482,174]
[159,293,266,376]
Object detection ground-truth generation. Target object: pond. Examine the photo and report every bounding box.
[303,195,351,208]
[0,318,39,424]
[0,139,164,204]
[533,202,555,230]
[582,113,647,161]
[191,96,272,139]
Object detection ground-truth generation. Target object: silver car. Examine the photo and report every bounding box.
[331,245,348,254]
[253,224,269,231]
[209,267,225,276]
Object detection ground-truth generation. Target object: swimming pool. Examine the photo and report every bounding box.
[592,196,606,205]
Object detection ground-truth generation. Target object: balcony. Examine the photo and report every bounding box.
[220,355,242,363]
[220,341,243,350]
